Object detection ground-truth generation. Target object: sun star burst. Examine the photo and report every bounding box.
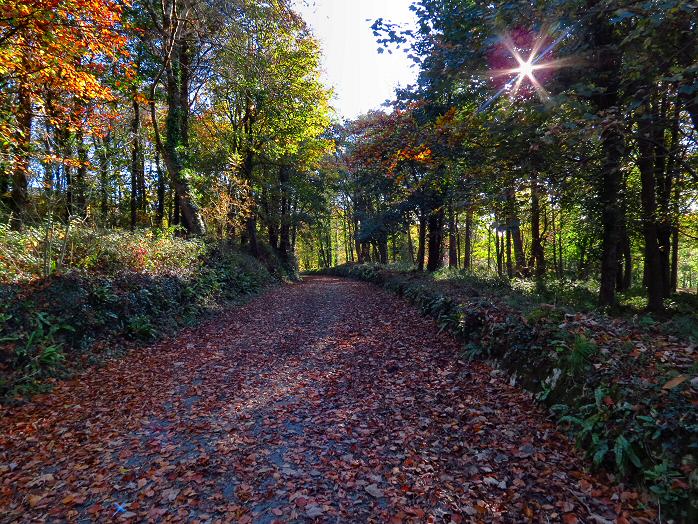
[478,25,579,112]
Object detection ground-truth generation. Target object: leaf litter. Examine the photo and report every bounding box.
[0,276,655,522]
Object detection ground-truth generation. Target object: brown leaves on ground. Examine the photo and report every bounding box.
[0,277,655,522]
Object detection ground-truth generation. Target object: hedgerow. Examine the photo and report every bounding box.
[0,233,278,402]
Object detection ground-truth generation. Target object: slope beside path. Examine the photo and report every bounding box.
[0,276,654,523]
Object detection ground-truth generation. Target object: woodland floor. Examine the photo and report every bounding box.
[0,276,655,523]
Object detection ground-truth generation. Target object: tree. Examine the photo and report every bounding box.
[0,0,130,228]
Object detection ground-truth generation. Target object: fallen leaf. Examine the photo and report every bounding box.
[662,375,688,390]
[365,483,384,498]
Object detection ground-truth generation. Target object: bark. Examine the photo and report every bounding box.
[622,231,632,291]
[264,187,280,251]
[530,173,545,277]
[417,209,426,271]
[279,165,292,267]
[246,213,259,258]
[463,208,473,270]
[130,96,142,229]
[505,230,513,278]
[407,223,415,265]
[676,20,698,133]
[0,156,8,199]
[487,227,492,271]
[75,131,87,218]
[354,215,362,263]
[173,187,180,226]
[378,239,388,264]
[616,224,631,292]
[495,232,505,278]
[671,225,679,292]
[495,229,504,278]
[660,96,681,296]
[589,3,625,307]
[361,243,371,264]
[653,96,673,298]
[238,88,259,252]
[506,189,526,275]
[60,128,73,221]
[150,35,204,235]
[155,149,165,226]
[96,134,110,221]
[448,205,458,268]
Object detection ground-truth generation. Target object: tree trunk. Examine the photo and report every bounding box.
[75,131,87,218]
[506,229,513,278]
[495,232,501,276]
[64,140,73,221]
[378,239,388,264]
[464,208,473,270]
[130,97,141,230]
[152,39,204,236]
[448,204,458,268]
[622,230,632,291]
[653,97,673,298]
[590,4,624,307]
[278,165,292,267]
[530,173,545,277]
[417,208,426,271]
[426,207,444,272]
[638,104,665,313]
[97,134,110,222]
[354,215,363,263]
[506,189,526,275]
[155,149,165,226]
[246,214,259,258]
[487,227,492,271]
[616,224,631,292]
[671,225,679,293]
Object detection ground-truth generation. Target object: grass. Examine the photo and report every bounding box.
[0,221,206,282]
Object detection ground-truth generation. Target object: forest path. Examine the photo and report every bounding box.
[1,276,645,523]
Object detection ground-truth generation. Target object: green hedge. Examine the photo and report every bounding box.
[0,248,276,401]
[325,263,697,521]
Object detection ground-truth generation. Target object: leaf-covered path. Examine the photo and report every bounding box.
[1,277,650,523]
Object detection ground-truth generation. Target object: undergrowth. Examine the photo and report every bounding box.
[0,221,207,282]
[0,232,282,402]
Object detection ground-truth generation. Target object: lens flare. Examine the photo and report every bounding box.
[478,25,579,112]
[515,56,537,80]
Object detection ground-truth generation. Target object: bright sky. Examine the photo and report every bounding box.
[294,0,418,120]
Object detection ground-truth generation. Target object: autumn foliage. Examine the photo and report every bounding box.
[0,0,130,123]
